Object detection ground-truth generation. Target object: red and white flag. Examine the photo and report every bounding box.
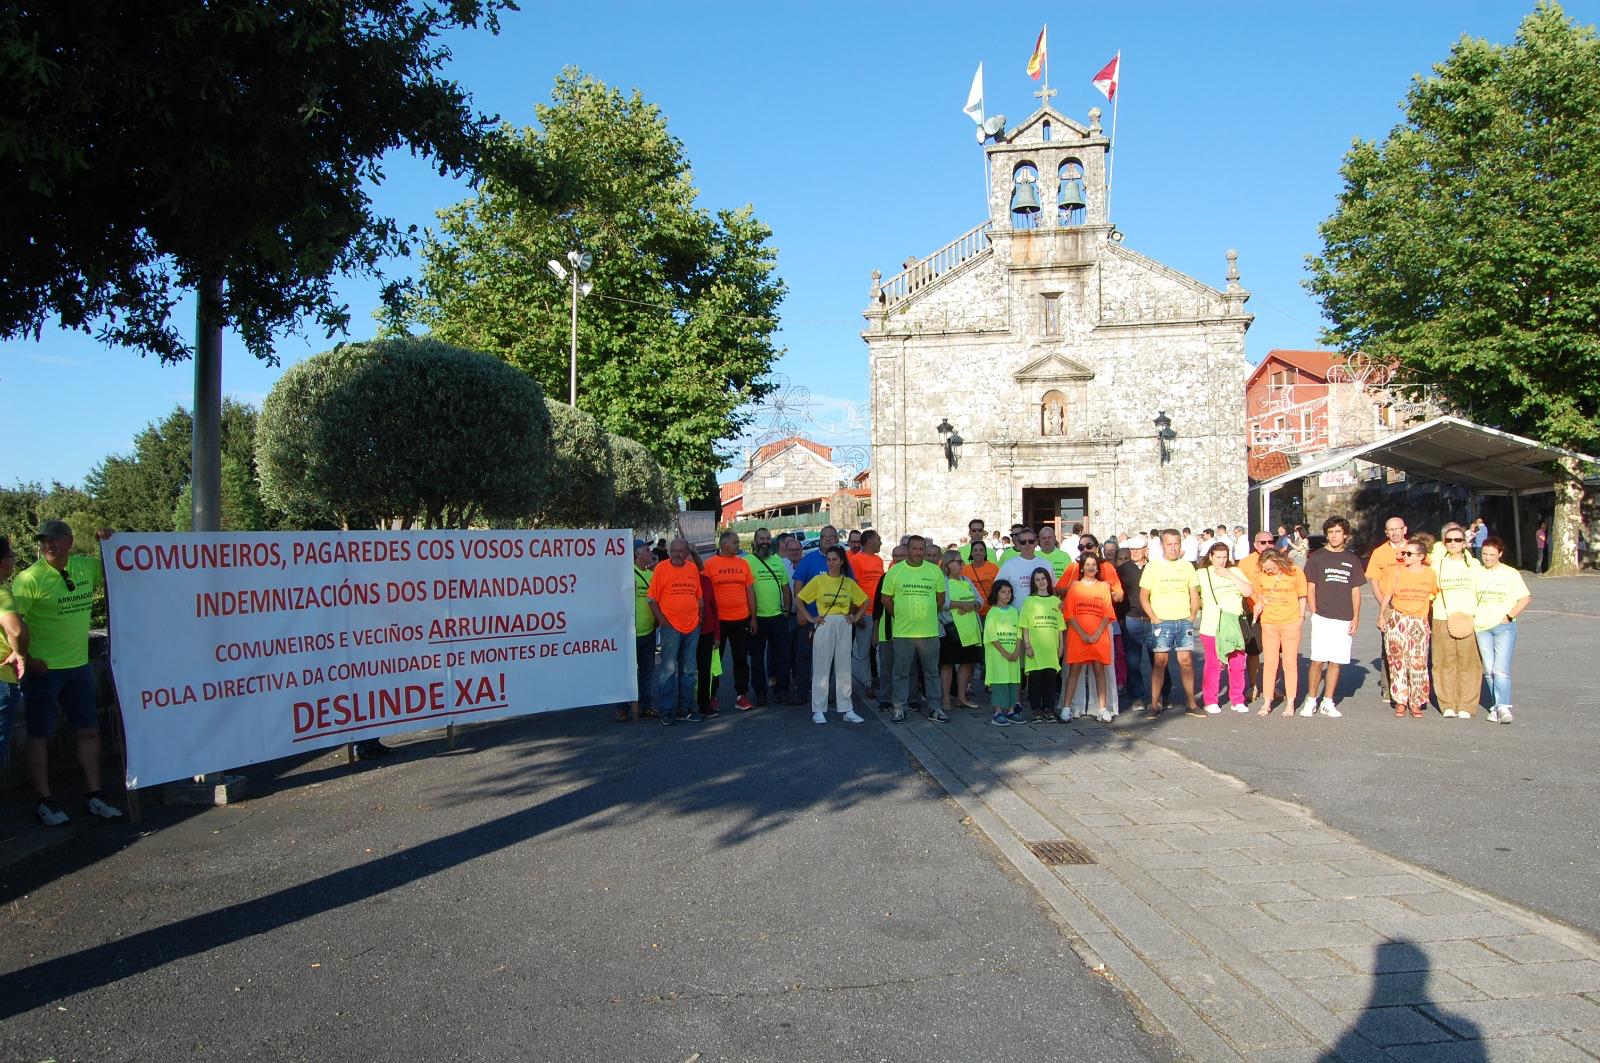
[1091,51,1121,100]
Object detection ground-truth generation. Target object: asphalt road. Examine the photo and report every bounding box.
[1122,573,1600,938]
[0,701,1174,1062]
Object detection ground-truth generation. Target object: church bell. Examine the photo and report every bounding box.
[1058,177,1087,211]
[1010,177,1041,214]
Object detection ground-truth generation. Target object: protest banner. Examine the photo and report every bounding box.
[103,530,634,787]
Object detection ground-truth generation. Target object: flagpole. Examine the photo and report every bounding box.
[1106,51,1121,221]
[1043,24,1050,108]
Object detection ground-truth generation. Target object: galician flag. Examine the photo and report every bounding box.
[964,62,985,125]
[1092,51,1121,100]
[1026,27,1047,80]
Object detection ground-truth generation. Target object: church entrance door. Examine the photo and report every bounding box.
[1022,487,1088,539]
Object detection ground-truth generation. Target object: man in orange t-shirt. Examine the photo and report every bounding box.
[849,530,887,702]
[647,537,704,723]
[1364,515,1408,707]
[701,530,758,712]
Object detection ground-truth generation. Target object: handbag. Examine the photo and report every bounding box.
[1446,612,1474,639]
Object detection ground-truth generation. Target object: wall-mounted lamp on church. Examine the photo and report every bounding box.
[1154,411,1177,465]
[937,417,963,470]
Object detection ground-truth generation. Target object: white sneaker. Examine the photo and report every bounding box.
[1097,707,1113,723]
[1204,703,1221,714]
[1298,698,1317,717]
[1498,706,1514,724]
[36,801,69,827]
[1229,703,1250,713]
[1318,698,1342,718]
[812,711,827,725]
[1441,709,1458,718]
[1057,708,1072,722]
[85,796,124,820]
[841,710,864,724]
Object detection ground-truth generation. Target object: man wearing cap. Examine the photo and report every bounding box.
[12,520,122,825]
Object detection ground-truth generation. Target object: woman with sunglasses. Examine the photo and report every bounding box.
[1248,548,1306,716]
[1376,537,1439,718]
[1429,523,1483,718]
[1020,567,1066,723]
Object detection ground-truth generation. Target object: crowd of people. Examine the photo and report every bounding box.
[631,512,1535,730]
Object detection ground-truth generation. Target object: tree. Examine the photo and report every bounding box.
[87,400,270,532]
[608,435,677,534]
[256,337,551,528]
[1,0,521,363]
[530,402,616,529]
[1307,2,1600,573]
[391,69,785,504]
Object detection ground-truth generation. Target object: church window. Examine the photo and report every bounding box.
[1041,119,1052,142]
[1010,163,1041,230]
[1042,293,1061,336]
[1057,159,1087,228]
[1041,390,1068,437]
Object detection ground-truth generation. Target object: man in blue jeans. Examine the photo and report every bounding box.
[648,537,703,726]
[12,520,124,825]
[1115,535,1151,711]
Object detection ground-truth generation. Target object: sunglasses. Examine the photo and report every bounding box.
[1399,550,1422,557]
[1019,538,1037,544]
[1445,537,1465,543]
[60,569,76,591]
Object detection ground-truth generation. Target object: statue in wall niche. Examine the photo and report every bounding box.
[1041,391,1068,437]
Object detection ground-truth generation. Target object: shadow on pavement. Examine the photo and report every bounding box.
[0,703,906,1019]
[1320,940,1485,1062]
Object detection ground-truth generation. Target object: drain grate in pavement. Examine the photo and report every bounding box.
[1026,839,1096,865]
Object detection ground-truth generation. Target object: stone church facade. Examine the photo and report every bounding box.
[862,105,1252,546]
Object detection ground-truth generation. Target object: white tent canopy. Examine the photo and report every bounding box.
[1250,415,1596,558]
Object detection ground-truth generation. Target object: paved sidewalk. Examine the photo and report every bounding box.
[881,707,1600,1062]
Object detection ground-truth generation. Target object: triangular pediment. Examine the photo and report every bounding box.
[1006,106,1092,145]
[1014,351,1095,383]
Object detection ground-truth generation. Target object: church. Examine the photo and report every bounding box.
[862,104,1252,546]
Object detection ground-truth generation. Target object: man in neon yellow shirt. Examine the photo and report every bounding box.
[1137,528,1200,716]
[12,520,122,825]
[627,540,658,723]
[880,535,945,724]
[1035,525,1071,582]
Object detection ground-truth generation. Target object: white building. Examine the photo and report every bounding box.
[863,104,1253,544]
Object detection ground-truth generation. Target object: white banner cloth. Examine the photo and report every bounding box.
[103,530,635,787]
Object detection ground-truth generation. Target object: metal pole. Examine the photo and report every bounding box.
[192,273,224,533]
[569,271,579,407]
[1511,490,1524,568]
[1106,54,1121,222]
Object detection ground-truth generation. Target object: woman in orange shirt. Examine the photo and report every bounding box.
[962,541,999,618]
[1249,548,1307,717]
[1375,536,1439,718]
[1063,555,1116,722]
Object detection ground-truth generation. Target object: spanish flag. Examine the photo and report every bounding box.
[1027,26,1047,80]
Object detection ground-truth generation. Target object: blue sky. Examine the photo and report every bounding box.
[6,0,1590,488]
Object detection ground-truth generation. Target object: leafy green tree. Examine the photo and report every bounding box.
[391,69,784,505]
[256,337,551,529]
[529,402,615,529]
[1,0,520,363]
[1307,2,1599,573]
[608,435,676,534]
[87,400,270,532]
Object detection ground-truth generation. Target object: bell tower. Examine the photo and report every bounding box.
[984,106,1111,235]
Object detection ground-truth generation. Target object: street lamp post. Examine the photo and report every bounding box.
[547,250,594,406]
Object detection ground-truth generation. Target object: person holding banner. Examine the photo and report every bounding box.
[12,520,123,825]
[648,538,703,727]
[1,537,27,775]
[626,540,658,723]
